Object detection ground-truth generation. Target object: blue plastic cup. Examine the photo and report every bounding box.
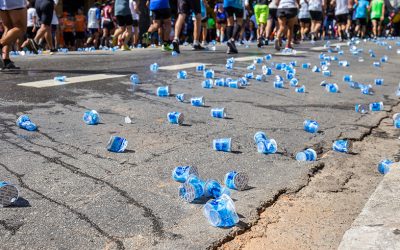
[295,85,306,93]
[191,97,204,107]
[179,182,204,203]
[157,86,170,97]
[355,104,369,114]
[54,76,67,82]
[290,78,299,87]
[130,74,140,84]
[176,93,186,102]
[167,112,184,125]
[177,70,187,79]
[373,62,381,67]
[227,57,235,64]
[203,194,239,227]
[322,70,331,77]
[224,171,248,190]
[172,166,199,183]
[0,182,19,207]
[377,159,394,175]
[302,63,311,69]
[257,138,277,154]
[255,75,264,81]
[83,110,100,125]
[325,83,339,93]
[245,72,254,79]
[202,79,214,89]
[343,75,352,82]
[150,63,159,72]
[196,64,205,71]
[312,66,320,72]
[204,69,215,79]
[374,78,384,85]
[16,115,37,131]
[213,138,232,152]
[296,148,317,161]
[226,63,233,70]
[332,139,352,153]
[254,57,263,64]
[262,66,272,75]
[304,120,319,133]
[369,102,383,111]
[393,113,400,128]
[204,179,230,198]
[228,80,241,89]
[254,131,267,143]
[265,54,272,60]
[107,136,128,153]
[247,64,256,71]
[211,108,226,118]
[274,81,284,88]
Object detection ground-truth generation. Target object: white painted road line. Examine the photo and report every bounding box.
[18,74,126,88]
[274,50,307,56]
[159,62,211,70]
[234,56,259,62]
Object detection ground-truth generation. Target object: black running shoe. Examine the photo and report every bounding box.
[172,39,180,54]
[226,40,238,54]
[192,44,205,50]
[257,39,263,48]
[1,61,20,70]
[28,39,39,54]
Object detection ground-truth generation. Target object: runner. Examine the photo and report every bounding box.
[129,0,140,47]
[29,0,56,53]
[101,1,114,47]
[370,0,385,38]
[199,0,209,46]
[143,0,172,51]
[323,0,335,39]
[354,0,369,38]
[51,0,59,50]
[172,0,206,53]
[214,2,227,43]
[346,0,354,38]
[0,0,27,69]
[333,0,349,41]
[75,9,86,49]
[298,0,311,40]
[308,0,325,41]
[224,0,244,54]
[266,0,278,42]
[254,0,270,47]
[275,0,299,50]
[86,3,101,48]
[113,0,133,51]
[26,2,38,41]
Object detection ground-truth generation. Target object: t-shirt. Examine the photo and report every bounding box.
[224,0,243,9]
[335,0,349,15]
[277,0,298,9]
[308,0,323,11]
[129,0,140,19]
[215,4,227,19]
[75,15,86,32]
[355,0,369,18]
[88,7,100,28]
[103,5,113,20]
[200,0,207,19]
[207,17,216,29]
[63,18,74,32]
[298,0,311,18]
[27,7,38,27]
[269,0,278,9]
[371,0,384,19]
[115,0,131,16]
[149,0,170,10]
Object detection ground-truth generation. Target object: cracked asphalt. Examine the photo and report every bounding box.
[0,39,399,249]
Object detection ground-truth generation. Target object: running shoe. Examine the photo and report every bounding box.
[28,39,39,54]
[257,39,263,48]
[0,182,19,207]
[121,44,131,51]
[274,39,281,51]
[172,39,180,54]
[226,40,238,54]
[201,41,208,47]
[1,61,20,70]
[192,44,205,50]
[162,43,173,52]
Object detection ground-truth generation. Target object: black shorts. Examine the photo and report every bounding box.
[152,8,172,20]
[132,20,139,27]
[63,32,74,45]
[225,7,244,18]
[348,9,353,20]
[356,18,367,26]
[35,0,54,26]
[269,8,277,20]
[26,26,36,39]
[75,31,85,39]
[178,0,201,15]
[299,18,311,24]
[335,13,348,24]
[89,28,98,35]
[277,8,298,19]
[116,14,134,26]
[309,10,323,21]
[102,20,114,30]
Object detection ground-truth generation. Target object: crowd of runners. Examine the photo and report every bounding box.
[0,0,400,69]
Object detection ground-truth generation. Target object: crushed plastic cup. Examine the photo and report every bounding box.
[0,182,19,207]
[191,97,204,107]
[361,85,374,95]
[179,181,204,202]
[54,76,67,82]
[332,139,352,153]
[325,83,339,93]
[227,57,235,64]
[373,62,381,67]
[176,93,186,102]
[167,112,184,125]
[16,115,37,131]
[304,120,319,133]
[245,72,254,79]
[343,75,352,82]
[265,54,272,60]
[130,74,140,84]
[290,78,299,87]
[322,70,331,77]
[295,85,306,93]
[202,79,214,89]
[393,113,400,128]
[211,108,226,118]
[124,116,132,124]
[254,131,268,143]
[262,66,272,75]
[255,75,265,81]
[172,166,199,183]
[203,194,239,227]
[374,78,384,85]
[224,171,248,190]
[296,148,317,161]
[150,63,159,72]
[257,138,277,154]
[83,110,100,125]
[204,69,215,79]
[106,136,128,153]
[213,138,232,152]
[274,81,284,88]
[355,104,369,114]
[177,70,187,79]
[204,179,230,198]
[312,66,320,72]
[377,159,394,175]
[286,72,295,80]
[196,64,205,71]
[369,102,383,111]
[226,63,233,70]
[157,86,170,97]
[247,64,256,71]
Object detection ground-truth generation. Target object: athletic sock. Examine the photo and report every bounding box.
[193,40,199,46]
[232,25,241,41]
[226,26,234,40]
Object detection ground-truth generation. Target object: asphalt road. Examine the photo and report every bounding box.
[0,39,399,249]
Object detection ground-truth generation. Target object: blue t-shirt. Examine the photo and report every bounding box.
[200,0,206,18]
[149,0,170,10]
[224,0,243,9]
[355,0,369,18]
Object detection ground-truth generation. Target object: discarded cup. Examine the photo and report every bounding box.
[343,75,352,82]
[196,64,205,71]
[203,194,239,227]
[124,116,132,124]
[262,66,272,75]
[374,78,384,85]
[296,148,317,161]
[257,138,277,154]
[191,97,204,107]
[302,63,311,69]
[211,108,226,118]
[83,110,100,125]
[228,80,241,89]
[224,171,248,190]
[325,83,339,93]
[265,54,272,60]
[226,63,233,70]
[255,75,265,81]
[245,72,254,79]
[54,76,67,82]
[204,69,215,79]
[179,181,204,203]
[393,113,400,128]
[286,72,294,80]
[157,86,170,97]
[332,139,352,153]
[254,57,263,64]
[215,78,226,87]
[227,57,235,64]
[295,85,306,93]
[202,79,214,89]
[312,66,320,72]
[361,85,374,95]
[355,104,369,114]
[177,70,187,79]
[150,63,159,72]
[304,120,319,133]
[167,112,184,125]
[247,64,256,71]
[373,62,381,67]
[213,138,231,152]
[322,70,331,77]
[176,93,186,102]
[106,136,128,153]
[377,159,394,175]
[290,78,299,87]
[16,115,37,131]
[130,74,140,84]
[254,131,267,143]
[274,81,284,88]
[172,166,199,183]
[204,179,230,198]
[0,182,19,207]
[369,102,383,111]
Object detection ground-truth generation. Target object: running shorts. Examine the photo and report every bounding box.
[254,4,269,24]
[152,8,172,20]
[356,18,366,26]
[225,7,244,18]
[178,0,201,15]
[0,0,26,10]
[35,0,54,26]
[299,18,311,23]
[116,14,134,26]
[309,10,323,21]
[277,8,298,19]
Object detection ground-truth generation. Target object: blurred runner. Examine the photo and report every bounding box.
[86,2,101,48]
[224,0,244,54]
[113,0,133,51]
[101,1,114,47]
[214,2,227,43]
[275,0,299,50]
[129,0,140,47]
[298,0,311,40]
[75,9,86,49]
[254,0,270,47]
[354,0,369,38]
[370,0,385,38]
